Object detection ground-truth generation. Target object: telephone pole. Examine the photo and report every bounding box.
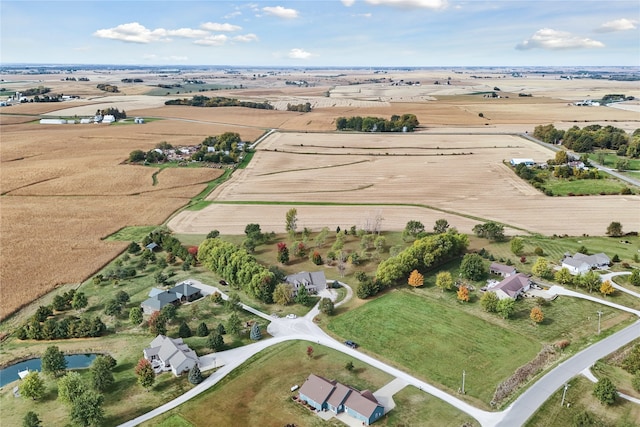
[561,383,570,407]
[461,370,466,395]
[597,311,603,335]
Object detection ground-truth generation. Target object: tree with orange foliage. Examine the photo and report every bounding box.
[530,306,544,324]
[457,285,470,302]
[408,269,424,288]
[600,280,615,297]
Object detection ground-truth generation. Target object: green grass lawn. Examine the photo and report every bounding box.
[327,290,539,406]
[588,151,640,170]
[142,340,395,427]
[544,176,628,196]
[524,376,640,427]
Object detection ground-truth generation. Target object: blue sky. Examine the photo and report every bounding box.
[1,0,639,67]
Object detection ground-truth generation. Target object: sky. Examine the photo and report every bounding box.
[1,0,639,67]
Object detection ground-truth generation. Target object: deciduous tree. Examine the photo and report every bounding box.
[554,267,573,286]
[90,356,114,392]
[460,253,487,281]
[295,285,309,305]
[228,313,242,336]
[580,271,601,293]
[433,219,449,234]
[457,285,470,302]
[593,378,618,405]
[277,242,289,265]
[285,208,298,239]
[510,238,524,256]
[135,359,155,391]
[307,346,314,359]
[435,271,453,292]
[42,345,67,377]
[530,306,544,324]
[480,291,499,312]
[600,280,615,297]
[408,269,424,288]
[403,220,425,241]
[497,298,516,319]
[630,269,640,286]
[532,257,552,279]
[71,292,88,311]
[273,283,294,306]
[70,389,104,427]
[319,297,335,315]
[606,221,623,237]
[20,371,45,400]
[129,306,143,325]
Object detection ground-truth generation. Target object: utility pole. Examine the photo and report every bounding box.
[597,311,603,335]
[461,370,466,395]
[561,383,570,407]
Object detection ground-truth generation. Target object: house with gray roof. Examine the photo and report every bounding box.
[140,281,202,314]
[562,252,610,275]
[490,262,516,277]
[143,334,199,376]
[284,271,326,296]
[298,374,385,425]
[493,273,531,300]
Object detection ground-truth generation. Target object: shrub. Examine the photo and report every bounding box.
[555,340,570,350]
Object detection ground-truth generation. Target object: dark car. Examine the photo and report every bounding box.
[219,280,228,286]
[345,340,358,349]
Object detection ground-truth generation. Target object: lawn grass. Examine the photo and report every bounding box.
[386,386,479,427]
[327,290,539,406]
[105,225,160,242]
[544,176,628,196]
[155,414,196,427]
[140,340,395,427]
[588,151,640,170]
[524,376,640,427]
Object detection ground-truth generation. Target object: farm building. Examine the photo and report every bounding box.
[562,252,610,275]
[143,335,199,376]
[39,118,66,125]
[134,117,145,124]
[102,115,116,123]
[510,158,535,167]
[492,273,531,300]
[298,374,385,425]
[284,271,326,296]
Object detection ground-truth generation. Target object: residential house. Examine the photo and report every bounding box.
[284,271,327,296]
[510,158,535,167]
[169,282,202,303]
[562,252,610,275]
[143,335,199,376]
[298,374,385,425]
[489,262,516,277]
[140,281,202,314]
[492,273,531,300]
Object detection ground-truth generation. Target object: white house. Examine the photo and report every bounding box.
[284,271,326,296]
[102,115,116,123]
[510,158,535,167]
[143,335,199,376]
[562,252,610,275]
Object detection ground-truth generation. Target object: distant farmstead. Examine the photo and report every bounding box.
[510,158,536,167]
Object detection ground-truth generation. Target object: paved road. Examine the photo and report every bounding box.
[495,319,640,427]
[601,271,640,298]
[119,279,640,427]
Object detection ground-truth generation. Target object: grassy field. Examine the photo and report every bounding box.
[588,151,640,171]
[544,176,629,196]
[327,290,540,406]
[524,376,640,427]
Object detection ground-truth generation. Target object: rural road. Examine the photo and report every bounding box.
[119,279,640,427]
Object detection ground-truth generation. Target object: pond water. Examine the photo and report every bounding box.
[0,353,98,387]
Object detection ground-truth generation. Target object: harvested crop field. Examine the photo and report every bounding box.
[167,131,640,237]
[0,118,235,319]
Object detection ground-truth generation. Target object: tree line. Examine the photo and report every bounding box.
[96,107,127,120]
[336,114,419,132]
[286,102,312,112]
[534,124,640,155]
[96,83,119,93]
[165,95,273,110]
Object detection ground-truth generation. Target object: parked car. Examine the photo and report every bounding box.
[345,340,358,349]
[286,314,297,319]
[219,280,228,286]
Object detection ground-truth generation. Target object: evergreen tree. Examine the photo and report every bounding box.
[22,411,42,427]
[188,365,203,385]
[196,322,209,337]
[593,378,618,405]
[295,285,309,305]
[216,323,226,335]
[129,306,143,325]
[250,322,262,340]
[178,321,192,338]
[208,332,224,351]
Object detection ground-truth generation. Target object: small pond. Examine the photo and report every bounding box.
[0,353,98,387]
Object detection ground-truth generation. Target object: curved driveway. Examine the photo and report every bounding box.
[119,279,640,427]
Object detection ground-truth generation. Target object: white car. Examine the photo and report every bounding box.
[286,314,297,319]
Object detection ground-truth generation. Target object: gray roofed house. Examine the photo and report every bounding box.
[284,271,327,296]
[562,252,610,275]
[141,281,201,314]
[143,335,199,376]
[169,282,202,302]
[298,374,385,425]
[493,273,531,300]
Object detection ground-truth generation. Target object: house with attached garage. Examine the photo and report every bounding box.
[562,252,611,275]
[493,273,531,300]
[143,334,199,376]
[140,281,202,314]
[284,271,326,296]
[298,374,385,425]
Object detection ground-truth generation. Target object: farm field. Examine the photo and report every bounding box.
[168,131,640,237]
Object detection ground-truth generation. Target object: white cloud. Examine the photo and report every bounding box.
[93,22,170,44]
[201,22,242,32]
[341,0,356,6]
[288,48,312,59]
[516,28,605,50]
[263,6,299,19]
[224,11,242,19]
[167,28,209,38]
[364,0,447,9]
[194,35,229,46]
[233,33,259,43]
[595,18,638,33]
